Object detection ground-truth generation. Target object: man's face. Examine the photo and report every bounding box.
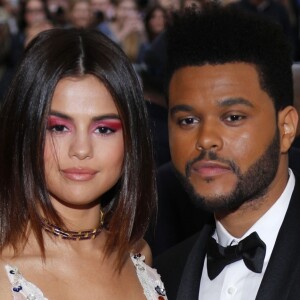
[168,63,281,212]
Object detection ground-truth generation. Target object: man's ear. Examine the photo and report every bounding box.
[278,106,299,153]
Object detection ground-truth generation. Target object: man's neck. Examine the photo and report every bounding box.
[215,168,289,238]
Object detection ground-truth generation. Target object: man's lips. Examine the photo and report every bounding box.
[61,168,98,181]
[191,161,232,177]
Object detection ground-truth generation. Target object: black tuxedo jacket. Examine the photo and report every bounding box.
[154,180,300,300]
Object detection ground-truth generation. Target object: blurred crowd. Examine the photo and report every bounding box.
[1,0,174,101]
[1,0,300,100]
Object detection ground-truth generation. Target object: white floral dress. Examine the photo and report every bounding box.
[5,254,167,300]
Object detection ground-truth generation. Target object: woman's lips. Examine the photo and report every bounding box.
[192,161,232,177]
[61,168,98,181]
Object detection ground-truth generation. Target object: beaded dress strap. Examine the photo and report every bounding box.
[5,265,48,300]
[131,253,167,300]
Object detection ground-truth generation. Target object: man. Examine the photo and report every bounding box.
[154,5,300,300]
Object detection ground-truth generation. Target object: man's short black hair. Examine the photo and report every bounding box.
[166,4,293,111]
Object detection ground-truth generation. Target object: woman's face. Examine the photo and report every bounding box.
[148,8,165,35]
[44,75,124,209]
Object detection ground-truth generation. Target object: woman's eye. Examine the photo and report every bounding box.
[95,126,115,135]
[48,125,69,133]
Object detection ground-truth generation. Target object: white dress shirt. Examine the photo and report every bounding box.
[198,169,295,300]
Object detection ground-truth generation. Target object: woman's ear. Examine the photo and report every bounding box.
[278,106,299,153]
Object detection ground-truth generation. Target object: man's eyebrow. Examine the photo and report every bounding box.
[170,104,194,116]
[169,98,253,116]
[217,97,254,108]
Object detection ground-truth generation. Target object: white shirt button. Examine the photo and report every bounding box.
[227,286,237,296]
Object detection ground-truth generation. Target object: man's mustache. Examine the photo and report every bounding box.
[185,150,240,177]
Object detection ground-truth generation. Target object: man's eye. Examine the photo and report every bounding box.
[179,117,199,125]
[225,115,245,122]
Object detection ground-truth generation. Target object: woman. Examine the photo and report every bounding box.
[98,0,146,63]
[17,0,53,47]
[144,5,168,43]
[67,0,94,29]
[0,28,167,299]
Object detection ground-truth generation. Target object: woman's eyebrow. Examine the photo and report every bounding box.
[49,111,121,122]
[92,114,121,122]
[49,110,72,120]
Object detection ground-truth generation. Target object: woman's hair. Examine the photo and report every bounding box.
[0,28,156,269]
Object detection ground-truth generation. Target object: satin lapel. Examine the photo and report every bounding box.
[256,181,300,300]
[176,224,214,300]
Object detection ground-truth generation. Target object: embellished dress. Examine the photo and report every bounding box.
[5,254,167,300]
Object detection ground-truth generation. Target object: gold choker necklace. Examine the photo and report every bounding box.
[40,211,104,241]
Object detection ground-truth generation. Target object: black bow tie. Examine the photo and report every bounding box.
[206,231,266,280]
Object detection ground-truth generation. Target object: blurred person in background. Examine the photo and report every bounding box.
[90,0,114,26]
[67,0,94,28]
[46,0,69,26]
[17,0,53,47]
[142,0,208,96]
[0,0,53,100]
[150,0,179,23]
[0,8,11,73]
[98,0,146,63]
[1,0,19,34]
[144,4,167,43]
[0,7,15,102]
[292,63,300,148]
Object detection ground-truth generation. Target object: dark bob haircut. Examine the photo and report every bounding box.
[166,4,294,112]
[0,28,156,268]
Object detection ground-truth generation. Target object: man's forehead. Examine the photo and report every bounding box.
[169,63,261,94]
[167,63,274,112]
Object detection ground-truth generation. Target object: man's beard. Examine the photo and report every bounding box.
[173,129,281,213]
